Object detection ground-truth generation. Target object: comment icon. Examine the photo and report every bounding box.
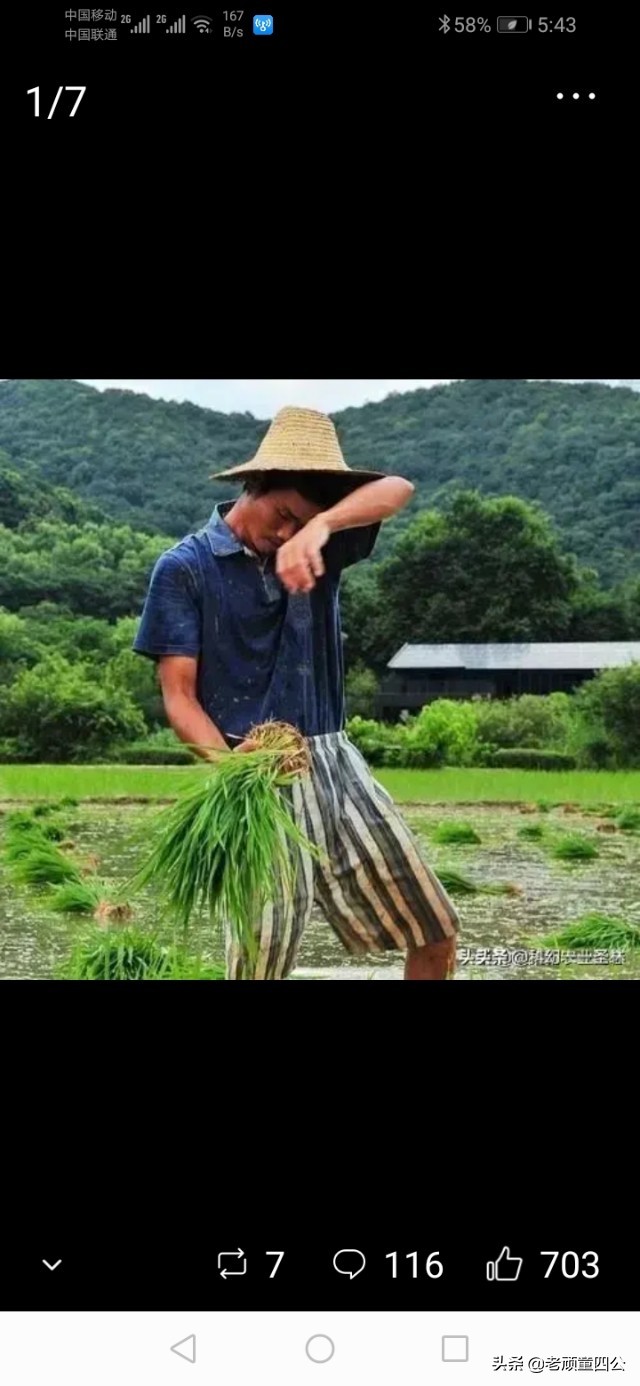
[332,1248,366,1279]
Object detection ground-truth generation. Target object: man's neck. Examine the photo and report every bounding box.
[222,499,266,563]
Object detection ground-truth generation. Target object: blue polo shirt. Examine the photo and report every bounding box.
[132,500,380,742]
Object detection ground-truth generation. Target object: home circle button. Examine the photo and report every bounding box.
[305,1335,335,1363]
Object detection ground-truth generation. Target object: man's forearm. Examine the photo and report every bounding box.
[320,476,415,534]
[164,693,229,762]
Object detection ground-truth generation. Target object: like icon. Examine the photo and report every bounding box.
[486,1246,523,1281]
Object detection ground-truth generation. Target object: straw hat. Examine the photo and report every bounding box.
[209,406,386,492]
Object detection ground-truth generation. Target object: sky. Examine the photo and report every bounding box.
[74,379,640,417]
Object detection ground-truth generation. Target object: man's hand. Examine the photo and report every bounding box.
[233,737,259,754]
[275,516,332,593]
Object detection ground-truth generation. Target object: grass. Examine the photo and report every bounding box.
[616,809,640,831]
[524,915,640,950]
[2,764,640,804]
[550,834,599,861]
[432,821,481,844]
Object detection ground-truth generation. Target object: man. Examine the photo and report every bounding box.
[132,405,460,980]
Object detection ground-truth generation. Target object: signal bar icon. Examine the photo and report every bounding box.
[192,14,212,31]
[166,13,186,31]
[131,13,150,31]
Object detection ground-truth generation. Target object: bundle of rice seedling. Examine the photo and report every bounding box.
[3,811,72,846]
[59,928,175,980]
[38,822,68,842]
[8,842,83,887]
[432,822,481,845]
[436,867,479,895]
[616,809,640,832]
[122,721,327,961]
[517,823,545,840]
[4,810,40,833]
[550,834,598,861]
[47,879,104,914]
[524,915,640,950]
[57,928,225,980]
[3,824,52,861]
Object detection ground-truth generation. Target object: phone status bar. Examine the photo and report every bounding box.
[62,9,275,41]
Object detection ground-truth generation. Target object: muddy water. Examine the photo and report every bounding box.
[1,803,639,980]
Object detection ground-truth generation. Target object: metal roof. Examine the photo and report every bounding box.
[388,643,640,671]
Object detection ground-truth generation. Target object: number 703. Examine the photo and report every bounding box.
[27,87,86,118]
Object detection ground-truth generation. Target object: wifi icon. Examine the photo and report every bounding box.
[192,14,212,30]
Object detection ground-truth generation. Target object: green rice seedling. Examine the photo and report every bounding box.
[615,809,640,831]
[31,803,55,818]
[3,825,51,860]
[8,843,84,887]
[38,822,69,842]
[436,867,479,895]
[432,822,481,845]
[57,929,225,980]
[4,810,40,832]
[58,928,175,980]
[517,823,545,840]
[524,915,640,950]
[57,796,79,808]
[122,721,328,963]
[47,879,104,914]
[536,799,552,813]
[550,834,599,861]
[170,955,225,980]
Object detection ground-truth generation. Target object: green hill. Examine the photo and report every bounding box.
[0,377,638,584]
[0,451,172,620]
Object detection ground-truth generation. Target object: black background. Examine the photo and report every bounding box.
[1,1235,631,1310]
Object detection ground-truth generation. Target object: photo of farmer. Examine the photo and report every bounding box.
[131,407,460,980]
[2,378,639,982]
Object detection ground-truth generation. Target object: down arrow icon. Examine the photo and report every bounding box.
[43,1259,62,1271]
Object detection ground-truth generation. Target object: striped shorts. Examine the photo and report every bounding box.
[225,730,460,980]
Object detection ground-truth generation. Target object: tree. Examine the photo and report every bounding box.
[0,654,146,761]
[362,491,585,670]
[2,377,639,581]
[344,661,379,719]
[571,662,640,767]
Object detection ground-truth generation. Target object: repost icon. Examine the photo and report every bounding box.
[333,1248,366,1279]
[486,1246,523,1281]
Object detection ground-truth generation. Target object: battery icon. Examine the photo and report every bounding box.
[497,15,530,31]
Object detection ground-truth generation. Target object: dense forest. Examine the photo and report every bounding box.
[0,377,638,585]
[1,379,639,763]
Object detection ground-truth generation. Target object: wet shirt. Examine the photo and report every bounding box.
[131,500,380,742]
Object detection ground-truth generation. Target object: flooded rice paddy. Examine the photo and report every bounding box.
[1,801,639,980]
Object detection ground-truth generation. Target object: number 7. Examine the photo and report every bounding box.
[66,87,86,116]
[266,1251,284,1278]
[540,1251,559,1278]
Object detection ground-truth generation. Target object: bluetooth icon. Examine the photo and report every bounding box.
[438,13,451,31]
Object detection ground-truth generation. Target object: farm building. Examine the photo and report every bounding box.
[375,642,640,720]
